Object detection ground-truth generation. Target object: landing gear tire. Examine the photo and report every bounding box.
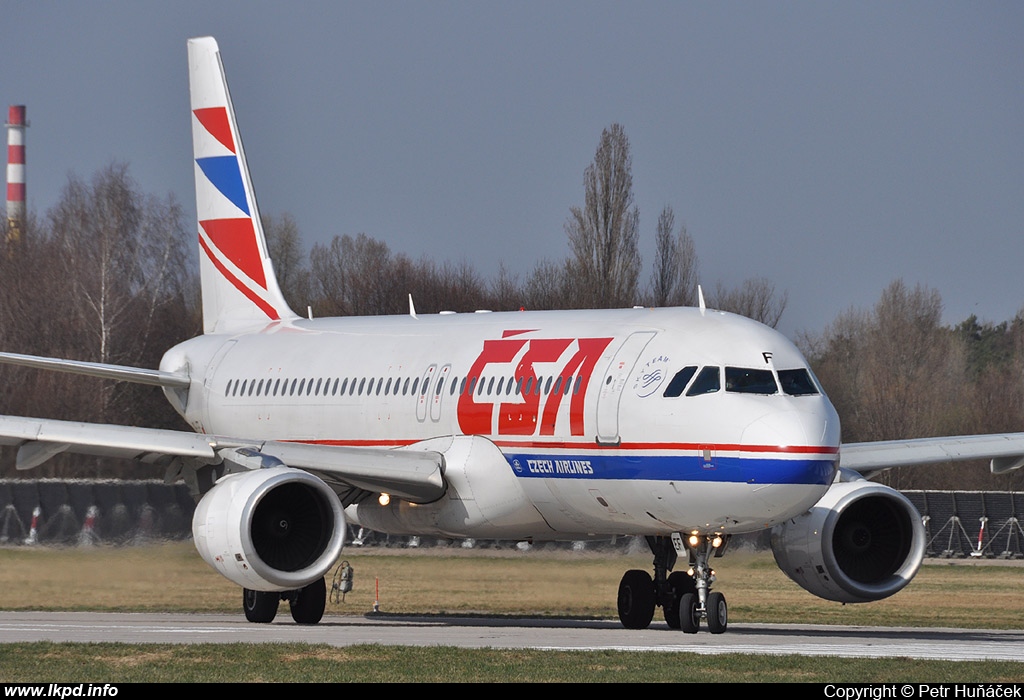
[617,569,655,630]
[243,588,279,623]
[662,571,697,629]
[706,591,728,634]
[290,577,327,625]
[679,592,700,634]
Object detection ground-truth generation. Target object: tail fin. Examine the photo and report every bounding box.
[188,36,297,333]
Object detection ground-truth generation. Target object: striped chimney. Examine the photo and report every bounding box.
[6,105,28,239]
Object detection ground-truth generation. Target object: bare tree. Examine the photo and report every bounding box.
[49,165,193,416]
[710,277,788,328]
[519,258,578,311]
[262,213,309,310]
[649,205,699,307]
[308,233,395,316]
[564,123,641,308]
[802,280,982,490]
[308,233,496,317]
[486,263,524,311]
[0,163,195,477]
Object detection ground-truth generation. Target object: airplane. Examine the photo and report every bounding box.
[2,36,1023,633]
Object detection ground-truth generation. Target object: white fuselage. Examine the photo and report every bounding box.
[161,306,841,540]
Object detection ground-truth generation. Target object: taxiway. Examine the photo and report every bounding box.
[0,611,1021,662]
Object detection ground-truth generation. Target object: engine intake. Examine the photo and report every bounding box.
[771,479,925,603]
[193,466,345,591]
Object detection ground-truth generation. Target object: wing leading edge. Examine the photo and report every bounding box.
[0,351,190,388]
[841,433,1024,478]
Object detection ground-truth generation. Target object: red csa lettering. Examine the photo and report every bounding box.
[457,337,526,434]
[457,335,612,437]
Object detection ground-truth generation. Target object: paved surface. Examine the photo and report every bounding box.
[1,611,1022,661]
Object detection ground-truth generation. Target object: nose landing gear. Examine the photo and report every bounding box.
[615,532,729,634]
[677,532,728,634]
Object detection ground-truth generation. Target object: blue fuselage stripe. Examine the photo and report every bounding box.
[503,452,836,485]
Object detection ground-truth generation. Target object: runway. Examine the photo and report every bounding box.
[1,611,1021,662]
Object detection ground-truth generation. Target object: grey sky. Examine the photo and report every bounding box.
[3,2,1021,336]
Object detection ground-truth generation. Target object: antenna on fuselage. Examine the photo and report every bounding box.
[698,285,706,315]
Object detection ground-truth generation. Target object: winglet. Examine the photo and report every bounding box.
[188,37,298,333]
[698,284,706,315]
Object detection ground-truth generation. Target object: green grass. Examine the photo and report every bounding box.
[0,643,1022,683]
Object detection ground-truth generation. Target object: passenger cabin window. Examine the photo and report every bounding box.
[779,368,819,396]
[725,367,778,395]
[663,366,698,398]
[686,366,720,396]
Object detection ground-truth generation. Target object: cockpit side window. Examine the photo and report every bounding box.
[779,368,819,396]
[663,366,698,398]
[725,367,778,395]
[685,366,721,396]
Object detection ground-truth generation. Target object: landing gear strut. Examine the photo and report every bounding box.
[615,533,729,634]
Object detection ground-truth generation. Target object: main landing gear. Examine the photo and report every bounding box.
[616,533,730,634]
[243,577,327,625]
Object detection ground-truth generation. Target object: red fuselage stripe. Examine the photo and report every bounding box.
[291,437,838,455]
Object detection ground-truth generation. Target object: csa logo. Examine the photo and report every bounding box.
[456,333,613,437]
[633,355,671,398]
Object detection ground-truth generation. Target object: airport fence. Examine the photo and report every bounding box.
[1,479,1022,558]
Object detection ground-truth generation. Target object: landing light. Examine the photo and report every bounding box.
[687,534,701,548]
[378,493,391,506]
[711,535,724,548]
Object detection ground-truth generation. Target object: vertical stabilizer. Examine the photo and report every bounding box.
[188,36,297,333]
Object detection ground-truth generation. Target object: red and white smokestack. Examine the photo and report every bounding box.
[6,105,28,231]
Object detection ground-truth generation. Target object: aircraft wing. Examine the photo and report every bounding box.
[0,414,446,504]
[841,432,1024,477]
[0,351,190,388]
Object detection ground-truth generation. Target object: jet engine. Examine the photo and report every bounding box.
[770,476,925,603]
[192,466,346,592]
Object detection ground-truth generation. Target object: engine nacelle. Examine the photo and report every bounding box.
[192,466,346,592]
[770,478,925,603]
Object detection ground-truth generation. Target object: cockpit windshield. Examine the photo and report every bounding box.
[725,367,777,395]
[685,366,720,396]
[662,364,820,398]
[778,368,819,396]
[663,366,698,397]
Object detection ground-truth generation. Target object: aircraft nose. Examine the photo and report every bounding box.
[740,402,840,486]
[741,405,838,450]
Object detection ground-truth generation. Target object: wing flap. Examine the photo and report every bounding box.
[257,441,445,503]
[841,432,1024,475]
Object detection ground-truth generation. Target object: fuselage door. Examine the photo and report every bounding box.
[595,331,657,445]
[430,364,451,422]
[416,364,437,423]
